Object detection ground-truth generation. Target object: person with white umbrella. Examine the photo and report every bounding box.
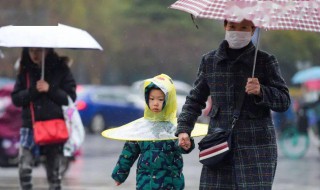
[0,24,101,190]
[11,47,76,190]
[176,19,290,189]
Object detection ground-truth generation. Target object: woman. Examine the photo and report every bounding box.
[177,20,290,189]
[11,47,76,190]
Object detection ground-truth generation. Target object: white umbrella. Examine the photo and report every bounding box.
[0,24,103,50]
[0,24,103,79]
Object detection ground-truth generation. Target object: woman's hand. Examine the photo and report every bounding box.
[36,80,49,93]
[245,78,261,96]
[178,133,191,150]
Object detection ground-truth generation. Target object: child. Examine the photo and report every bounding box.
[111,74,194,190]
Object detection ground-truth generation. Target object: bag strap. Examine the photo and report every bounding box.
[231,79,247,129]
[26,73,36,124]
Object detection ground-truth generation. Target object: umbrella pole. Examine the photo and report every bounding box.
[251,28,261,78]
[41,48,45,80]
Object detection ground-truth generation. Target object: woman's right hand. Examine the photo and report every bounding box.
[36,80,49,93]
[178,133,191,150]
[115,181,121,186]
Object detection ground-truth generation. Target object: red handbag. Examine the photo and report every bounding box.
[32,118,69,145]
[27,73,69,145]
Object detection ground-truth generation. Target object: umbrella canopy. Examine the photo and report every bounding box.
[0,24,103,79]
[303,79,320,91]
[292,66,320,84]
[0,24,103,50]
[170,0,320,32]
[170,0,320,77]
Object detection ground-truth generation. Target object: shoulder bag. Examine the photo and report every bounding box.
[198,82,246,168]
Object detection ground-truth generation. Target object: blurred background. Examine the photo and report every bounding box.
[0,0,319,86]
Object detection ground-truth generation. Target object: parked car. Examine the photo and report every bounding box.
[0,77,15,88]
[76,85,144,134]
[0,83,21,167]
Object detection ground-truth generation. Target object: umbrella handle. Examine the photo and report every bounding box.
[252,28,261,78]
[41,48,45,80]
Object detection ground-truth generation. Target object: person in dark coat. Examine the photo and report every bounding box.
[176,19,291,189]
[11,47,76,190]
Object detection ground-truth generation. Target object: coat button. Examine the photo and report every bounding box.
[152,176,156,179]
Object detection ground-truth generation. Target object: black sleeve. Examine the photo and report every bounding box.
[255,55,290,112]
[176,56,210,136]
[47,65,77,106]
[11,73,41,107]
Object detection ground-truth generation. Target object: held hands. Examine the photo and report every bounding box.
[36,80,49,93]
[178,133,191,151]
[115,181,121,186]
[245,78,261,96]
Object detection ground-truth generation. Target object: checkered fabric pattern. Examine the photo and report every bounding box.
[170,0,320,32]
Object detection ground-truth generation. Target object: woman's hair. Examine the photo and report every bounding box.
[224,19,228,27]
[224,19,256,30]
[18,48,63,74]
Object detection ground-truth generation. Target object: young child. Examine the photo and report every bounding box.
[111,74,194,190]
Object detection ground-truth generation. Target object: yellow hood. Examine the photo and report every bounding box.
[143,74,177,122]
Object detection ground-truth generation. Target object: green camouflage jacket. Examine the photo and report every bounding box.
[112,139,194,190]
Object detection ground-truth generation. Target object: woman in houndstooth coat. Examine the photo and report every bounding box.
[176,20,290,189]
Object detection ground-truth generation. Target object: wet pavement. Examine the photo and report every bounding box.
[0,134,319,190]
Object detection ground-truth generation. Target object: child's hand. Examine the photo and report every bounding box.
[115,181,121,186]
[178,133,191,150]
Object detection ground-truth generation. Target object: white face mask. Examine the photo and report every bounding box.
[225,31,252,49]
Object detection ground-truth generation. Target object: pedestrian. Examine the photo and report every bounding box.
[300,94,320,135]
[176,19,291,189]
[11,47,77,190]
[112,74,194,190]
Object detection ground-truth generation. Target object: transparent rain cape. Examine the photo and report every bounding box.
[101,118,208,141]
[101,74,208,141]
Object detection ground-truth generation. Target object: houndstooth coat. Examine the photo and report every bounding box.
[176,41,291,189]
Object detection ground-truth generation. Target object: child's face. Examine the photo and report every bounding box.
[148,89,165,113]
